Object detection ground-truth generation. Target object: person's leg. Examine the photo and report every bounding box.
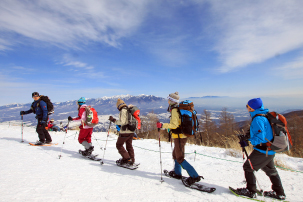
[116,135,130,160]
[125,134,135,162]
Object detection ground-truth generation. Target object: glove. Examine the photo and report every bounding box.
[20,111,25,115]
[109,116,116,123]
[239,139,249,148]
[156,121,163,128]
[68,116,73,121]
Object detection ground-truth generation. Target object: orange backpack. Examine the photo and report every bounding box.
[84,106,99,127]
[253,112,293,153]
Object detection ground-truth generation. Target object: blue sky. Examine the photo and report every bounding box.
[1,0,303,106]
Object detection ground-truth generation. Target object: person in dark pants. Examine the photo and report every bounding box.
[20,92,52,145]
[109,98,135,165]
[234,98,285,200]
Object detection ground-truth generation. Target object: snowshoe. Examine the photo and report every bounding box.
[229,187,257,198]
[264,190,286,200]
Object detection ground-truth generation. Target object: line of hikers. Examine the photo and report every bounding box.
[20,91,287,200]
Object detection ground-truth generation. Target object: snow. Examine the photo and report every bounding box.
[1,123,303,202]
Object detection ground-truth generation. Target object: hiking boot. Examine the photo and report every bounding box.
[86,146,94,155]
[182,176,202,186]
[264,190,286,200]
[233,188,256,198]
[116,158,130,165]
[35,141,44,145]
[168,171,182,179]
[45,140,52,144]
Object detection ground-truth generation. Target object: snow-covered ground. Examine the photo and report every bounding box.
[1,123,303,202]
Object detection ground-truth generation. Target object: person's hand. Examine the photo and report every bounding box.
[156,121,163,128]
[109,116,116,123]
[239,139,249,148]
[68,116,73,121]
[20,111,25,115]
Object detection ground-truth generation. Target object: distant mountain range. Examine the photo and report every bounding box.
[2,94,301,132]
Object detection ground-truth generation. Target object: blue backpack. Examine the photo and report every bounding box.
[178,100,199,137]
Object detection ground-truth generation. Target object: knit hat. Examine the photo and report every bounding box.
[32,92,39,97]
[116,98,127,110]
[247,98,263,110]
[77,97,86,105]
[167,92,180,103]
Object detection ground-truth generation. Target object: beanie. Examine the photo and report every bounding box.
[247,98,263,110]
[32,92,39,97]
[167,92,180,103]
[77,97,86,105]
[116,98,127,110]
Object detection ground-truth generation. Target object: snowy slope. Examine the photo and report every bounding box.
[0,123,303,202]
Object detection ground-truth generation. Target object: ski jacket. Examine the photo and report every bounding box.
[115,107,134,134]
[162,108,187,139]
[48,122,54,129]
[72,104,93,129]
[249,106,275,155]
[24,99,48,121]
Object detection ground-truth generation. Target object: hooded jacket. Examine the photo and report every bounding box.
[249,106,275,155]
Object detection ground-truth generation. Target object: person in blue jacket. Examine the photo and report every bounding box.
[234,98,285,200]
[20,92,52,145]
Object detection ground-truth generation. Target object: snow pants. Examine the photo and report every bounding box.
[243,150,285,195]
[116,133,135,162]
[173,138,187,164]
[78,127,93,144]
[36,120,52,143]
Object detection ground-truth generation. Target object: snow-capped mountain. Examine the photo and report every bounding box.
[0,95,168,131]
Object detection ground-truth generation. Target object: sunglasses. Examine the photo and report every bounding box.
[33,95,39,98]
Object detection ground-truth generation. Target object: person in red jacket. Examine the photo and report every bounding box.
[47,119,54,130]
[68,97,94,156]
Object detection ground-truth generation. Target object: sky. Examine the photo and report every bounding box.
[1,0,303,106]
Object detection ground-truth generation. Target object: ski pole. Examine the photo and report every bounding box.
[21,115,24,142]
[101,121,111,165]
[59,121,69,159]
[158,128,164,183]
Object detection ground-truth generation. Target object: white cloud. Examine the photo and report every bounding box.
[275,55,303,79]
[60,54,94,70]
[0,0,150,50]
[204,0,303,72]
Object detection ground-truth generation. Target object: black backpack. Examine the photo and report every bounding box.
[31,95,54,115]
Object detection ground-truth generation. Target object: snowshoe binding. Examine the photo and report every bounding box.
[264,190,286,200]
[229,187,257,198]
[163,170,182,179]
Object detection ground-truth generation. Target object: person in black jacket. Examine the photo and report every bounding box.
[20,92,52,145]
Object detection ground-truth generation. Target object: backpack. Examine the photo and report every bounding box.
[178,100,199,137]
[253,112,293,153]
[126,105,141,131]
[31,95,54,115]
[84,106,99,127]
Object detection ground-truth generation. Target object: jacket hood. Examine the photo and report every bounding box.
[249,105,269,118]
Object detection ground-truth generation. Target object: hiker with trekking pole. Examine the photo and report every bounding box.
[67,97,99,158]
[230,98,286,200]
[156,92,203,187]
[109,98,139,169]
[20,92,53,145]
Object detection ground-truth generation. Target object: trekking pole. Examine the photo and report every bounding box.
[20,117,23,142]
[158,128,164,183]
[58,121,69,159]
[101,121,111,165]
[235,131,263,193]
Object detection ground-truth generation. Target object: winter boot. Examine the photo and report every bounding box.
[35,140,44,145]
[116,158,130,165]
[86,146,94,155]
[168,170,182,179]
[182,176,202,187]
[233,188,257,198]
[264,191,286,200]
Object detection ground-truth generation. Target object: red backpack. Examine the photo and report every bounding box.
[84,106,99,127]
